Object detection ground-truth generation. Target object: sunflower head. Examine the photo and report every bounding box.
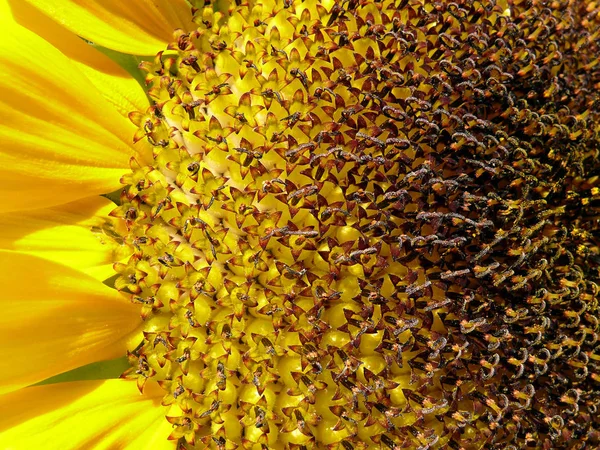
[4,0,597,448]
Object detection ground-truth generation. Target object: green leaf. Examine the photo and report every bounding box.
[91,43,149,91]
[33,357,131,386]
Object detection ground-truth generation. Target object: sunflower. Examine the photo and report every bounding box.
[1,0,599,449]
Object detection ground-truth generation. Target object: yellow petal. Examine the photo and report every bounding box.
[0,380,174,450]
[0,12,134,213]
[0,251,141,395]
[0,196,128,278]
[7,0,149,118]
[23,0,195,56]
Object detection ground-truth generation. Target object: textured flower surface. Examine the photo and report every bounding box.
[0,0,599,449]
